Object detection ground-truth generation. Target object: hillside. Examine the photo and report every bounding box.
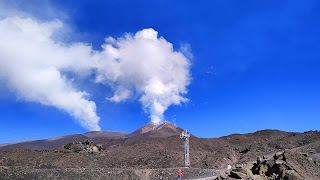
[0,123,319,179]
[0,130,128,151]
[0,122,184,150]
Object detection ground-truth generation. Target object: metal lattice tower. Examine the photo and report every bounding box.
[180,130,190,167]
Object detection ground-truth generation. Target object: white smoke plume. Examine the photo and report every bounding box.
[0,17,101,130]
[0,14,191,128]
[94,28,191,124]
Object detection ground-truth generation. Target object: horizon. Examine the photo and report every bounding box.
[1,0,320,144]
[1,120,317,144]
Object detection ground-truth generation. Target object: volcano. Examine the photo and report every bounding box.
[0,124,320,179]
[127,122,185,141]
[0,122,184,150]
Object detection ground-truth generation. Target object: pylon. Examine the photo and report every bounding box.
[180,130,190,167]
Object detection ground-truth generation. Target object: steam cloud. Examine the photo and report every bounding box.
[94,29,191,124]
[0,16,191,129]
[0,17,100,130]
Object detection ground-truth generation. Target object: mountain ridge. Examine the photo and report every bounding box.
[0,122,183,150]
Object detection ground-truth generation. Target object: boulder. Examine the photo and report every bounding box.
[63,140,104,153]
[229,171,248,179]
[250,152,305,180]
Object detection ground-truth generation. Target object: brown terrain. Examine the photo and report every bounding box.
[0,122,319,179]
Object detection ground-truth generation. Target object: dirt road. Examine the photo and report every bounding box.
[187,176,217,180]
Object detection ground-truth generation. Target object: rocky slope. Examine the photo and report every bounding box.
[0,123,319,179]
[0,130,128,150]
[0,122,183,150]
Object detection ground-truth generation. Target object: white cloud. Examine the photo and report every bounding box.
[94,28,191,124]
[180,43,193,60]
[0,17,100,131]
[107,89,132,103]
[0,11,191,128]
[0,1,67,22]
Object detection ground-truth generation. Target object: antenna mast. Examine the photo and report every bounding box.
[180,130,190,167]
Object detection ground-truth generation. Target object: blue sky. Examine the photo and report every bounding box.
[0,0,319,143]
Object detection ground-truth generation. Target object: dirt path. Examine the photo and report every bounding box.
[186,176,218,180]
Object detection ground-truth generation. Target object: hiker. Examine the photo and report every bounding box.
[227,164,232,171]
[177,169,183,180]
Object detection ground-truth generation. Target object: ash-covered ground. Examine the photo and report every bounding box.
[0,122,319,179]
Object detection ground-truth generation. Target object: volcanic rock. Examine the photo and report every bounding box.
[63,140,104,154]
[0,125,320,179]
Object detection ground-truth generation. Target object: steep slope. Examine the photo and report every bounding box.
[128,122,159,137]
[84,131,127,138]
[125,122,185,142]
[0,134,87,150]
[0,122,183,150]
[0,130,127,150]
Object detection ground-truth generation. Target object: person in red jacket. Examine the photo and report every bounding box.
[177,169,183,180]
